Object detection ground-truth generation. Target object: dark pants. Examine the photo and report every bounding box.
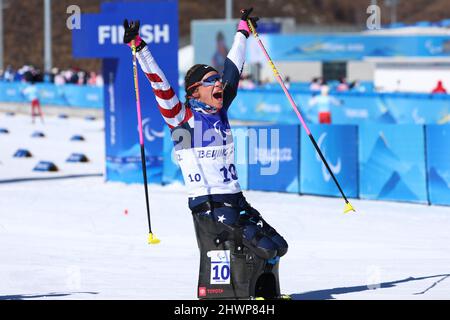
[189,192,288,259]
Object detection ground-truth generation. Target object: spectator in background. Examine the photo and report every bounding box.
[54,72,66,85]
[1,64,102,86]
[309,77,322,91]
[349,80,366,92]
[22,80,44,124]
[238,73,256,89]
[69,68,79,84]
[431,80,447,94]
[336,77,349,91]
[50,68,59,83]
[285,76,291,89]
[95,74,104,86]
[395,79,402,92]
[308,84,341,124]
[19,65,35,82]
[2,66,15,81]
[18,64,45,83]
[87,71,97,86]
[18,65,32,81]
[77,70,87,85]
[260,77,272,89]
[62,69,72,84]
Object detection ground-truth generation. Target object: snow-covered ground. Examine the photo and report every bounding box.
[1,112,450,300]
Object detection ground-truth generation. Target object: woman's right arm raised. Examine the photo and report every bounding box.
[123,19,192,129]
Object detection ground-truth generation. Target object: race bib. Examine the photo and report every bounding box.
[176,144,241,197]
[207,250,231,285]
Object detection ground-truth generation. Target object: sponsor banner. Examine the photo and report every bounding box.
[300,124,358,198]
[359,124,428,203]
[0,82,27,102]
[246,34,450,62]
[35,83,67,105]
[62,84,103,108]
[0,82,103,108]
[381,94,450,125]
[106,153,163,184]
[425,125,450,206]
[248,125,299,193]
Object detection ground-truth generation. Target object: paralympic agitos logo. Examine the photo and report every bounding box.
[316,132,341,181]
[142,118,164,142]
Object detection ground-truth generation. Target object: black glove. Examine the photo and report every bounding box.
[123,19,146,51]
[238,8,259,37]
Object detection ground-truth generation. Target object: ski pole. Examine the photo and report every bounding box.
[245,16,355,214]
[130,39,161,243]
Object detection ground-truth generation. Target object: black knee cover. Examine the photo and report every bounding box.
[239,207,289,258]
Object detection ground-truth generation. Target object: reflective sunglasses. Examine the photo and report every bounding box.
[187,74,222,92]
[199,74,222,86]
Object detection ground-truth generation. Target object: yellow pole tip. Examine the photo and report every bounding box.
[344,202,356,214]
[148,233,161,244]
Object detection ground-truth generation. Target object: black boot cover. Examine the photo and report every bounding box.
[192,212,281,300]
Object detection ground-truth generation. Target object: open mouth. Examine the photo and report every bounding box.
[213,91,223,100]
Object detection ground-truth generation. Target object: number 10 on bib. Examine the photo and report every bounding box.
[207,250,231,285]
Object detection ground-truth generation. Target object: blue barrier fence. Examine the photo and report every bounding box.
[260,80,375,92]
[247,125,300,193]
[301,124,358,198]
[0,82,103,108]
[162,123,450,206]
[359,124,428,203]
[426,125,450,206]
[3,80,446,125]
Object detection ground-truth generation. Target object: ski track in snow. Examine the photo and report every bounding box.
[1,112,450,300]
